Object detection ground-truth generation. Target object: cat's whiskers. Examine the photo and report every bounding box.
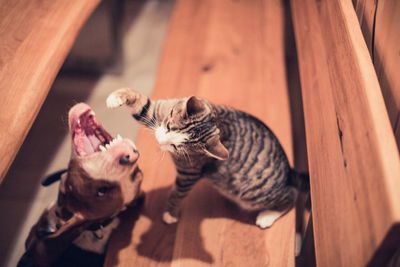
[151,148,166,167]
[160,150,166,162]
[175,147,186,161]
[182,147,193,166]
[177,148,187,162]
[138,116,157,129]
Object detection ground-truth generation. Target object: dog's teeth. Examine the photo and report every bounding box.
[99,145,106,152]
[105,144,111,149]
[117,134,122,141]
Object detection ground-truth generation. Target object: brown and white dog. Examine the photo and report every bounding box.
[18,103,143,267]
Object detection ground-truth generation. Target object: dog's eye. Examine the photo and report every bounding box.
[97,186,112,197]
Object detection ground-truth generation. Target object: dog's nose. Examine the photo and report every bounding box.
[119,150,139,165]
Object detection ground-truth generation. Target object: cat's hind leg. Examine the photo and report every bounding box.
[255,210,287,229]
[255,187,298,229]
[255,208,303,256]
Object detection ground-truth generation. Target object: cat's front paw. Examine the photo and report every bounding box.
[162,211,179,224]
[106,88,139,109]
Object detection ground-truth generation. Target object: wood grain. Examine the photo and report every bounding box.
[105,0,297,266]
[291,0,400,266]
[352,0,400,148]
[373,0,400,148]
[0,0,100,182]
[352,0,377,53]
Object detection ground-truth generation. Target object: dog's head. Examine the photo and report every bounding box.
[21,103,143,267]
[65,103,142,219]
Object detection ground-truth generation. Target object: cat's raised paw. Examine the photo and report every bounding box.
[106,93,125,108]
[106,88,138,109]
[162,212,179,224]
[255,210,284,229]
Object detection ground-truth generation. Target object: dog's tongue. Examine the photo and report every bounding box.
[74,132,97,156]
[69,103,113,157]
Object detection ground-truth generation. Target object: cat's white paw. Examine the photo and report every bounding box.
[106,93,125,108]
[255,210,283,229]
[295,232,302,257]
[162,211,179,224]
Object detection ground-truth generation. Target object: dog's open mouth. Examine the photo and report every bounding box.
[69,103,121,157]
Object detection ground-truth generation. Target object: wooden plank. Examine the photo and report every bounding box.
[291,0,400,266]
[105,0,296,266]
[0,0,100,181]
[352,0,377,53]
[373,0,400,147]
[353,0,400,148]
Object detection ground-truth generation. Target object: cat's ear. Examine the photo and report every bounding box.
[205,135,229,160]
[186,96,206,117]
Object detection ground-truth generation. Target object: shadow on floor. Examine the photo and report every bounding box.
[105,181,259,266]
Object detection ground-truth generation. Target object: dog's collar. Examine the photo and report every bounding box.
[87,217,115,234]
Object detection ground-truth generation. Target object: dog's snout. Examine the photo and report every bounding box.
[119,150,139,166]
[119,155,131,165]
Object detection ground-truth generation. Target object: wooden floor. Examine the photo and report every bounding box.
[105,0,299,266]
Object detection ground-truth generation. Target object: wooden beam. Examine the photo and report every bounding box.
[106,0,297,266]
[352,0,377,53]
[373,0,400,148]
[291,0,400,266]
[352,0,400,148]
[0,0,100,181]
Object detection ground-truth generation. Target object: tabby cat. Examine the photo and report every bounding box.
[106,88,308,228]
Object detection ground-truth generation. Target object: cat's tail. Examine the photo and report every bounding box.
[288,169,310,192]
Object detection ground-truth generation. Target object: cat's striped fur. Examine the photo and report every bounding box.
[107,88,309,228]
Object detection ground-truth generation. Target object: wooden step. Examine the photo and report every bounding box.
[354,0,400,148]
[0,0,100,181]
[105,0,297,266]
[291,0,400,266]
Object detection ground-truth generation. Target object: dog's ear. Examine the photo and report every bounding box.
[35,205,85,240]
[41,169,68,187]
